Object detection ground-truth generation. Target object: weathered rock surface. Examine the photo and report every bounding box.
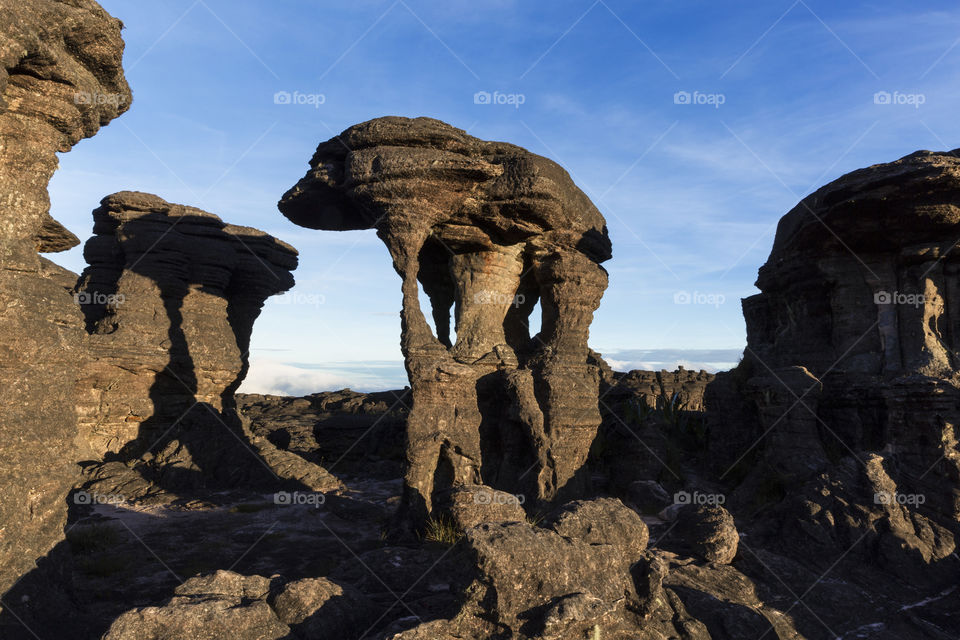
[237,389,410,478]
[0,0,130,598]
[546,497,649,561]
[101,571,291,640]
[672,505,739,564]
[279,116,612,524]
[706,150,960,521]
[699,149,960,636]
[386,499,755,640]
[75,191,297,459]
[597,368,714,496]
[271,576,375,639]
[605,367,715,412]
[438,484,527,530]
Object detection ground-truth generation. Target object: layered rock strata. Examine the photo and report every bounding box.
[0,0,130,596]
[279,116,612,523]
[75,191,298,459]
[706,149,960,520]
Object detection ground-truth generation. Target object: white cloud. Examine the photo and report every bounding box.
[239,358,407,396]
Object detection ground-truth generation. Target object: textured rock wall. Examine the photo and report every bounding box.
[75,192,297,458]
[707,150,960,521]
[0,0,130,596]
[279,116,611,523]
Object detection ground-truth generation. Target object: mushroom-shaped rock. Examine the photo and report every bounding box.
[279,116,612,524]
[75,192,297,477]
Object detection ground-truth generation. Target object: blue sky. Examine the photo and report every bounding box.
[47,0,960,394]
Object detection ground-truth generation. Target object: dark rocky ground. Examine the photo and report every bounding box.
[3,377,958,639]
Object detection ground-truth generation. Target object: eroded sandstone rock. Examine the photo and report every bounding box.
[101,571,290,640]
[707,150,960,521]
[672,505,739,565]
[0,0,130,597]
[75,191,297,458]
[279,116,612,524]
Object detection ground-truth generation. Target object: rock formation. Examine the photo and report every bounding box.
[0,0,130,596]
[279,116,612,523]
[75,191,297,458]
[707,150,960,523]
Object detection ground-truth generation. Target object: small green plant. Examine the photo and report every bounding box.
[422,514,463,545]
[625,396,653,425]
[525,510,545,527]
[656,391,689,428]
[229,501,270,514]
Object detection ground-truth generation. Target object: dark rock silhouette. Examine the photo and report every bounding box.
[0,0,130,597]
[279,116,612,525]
[706,150,960,518]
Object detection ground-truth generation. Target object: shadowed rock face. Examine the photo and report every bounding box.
[707,149,960,521]
[75,192,298,458]
[280,116,611,523]
[0,0,130,596]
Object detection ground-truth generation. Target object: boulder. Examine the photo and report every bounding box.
[546,497,649,562]
[463,521,641,636]
[673,505,739,564]
[271,577,374,639]
[101,571,290,640]
[439,484,527,530]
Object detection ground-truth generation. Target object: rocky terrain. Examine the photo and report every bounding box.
[0,2,958,639]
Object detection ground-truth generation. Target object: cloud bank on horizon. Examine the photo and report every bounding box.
[45,0,960,395]
[239,347,743,396]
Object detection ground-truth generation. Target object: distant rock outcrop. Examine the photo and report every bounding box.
[75,191,297,458]
[279,116,612,524]
[707,150,960,523]
[0,0,130,597]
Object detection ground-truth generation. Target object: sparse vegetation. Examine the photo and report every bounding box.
[525,511,545,527]
[229,501,271,513]
[422,514,463,545]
